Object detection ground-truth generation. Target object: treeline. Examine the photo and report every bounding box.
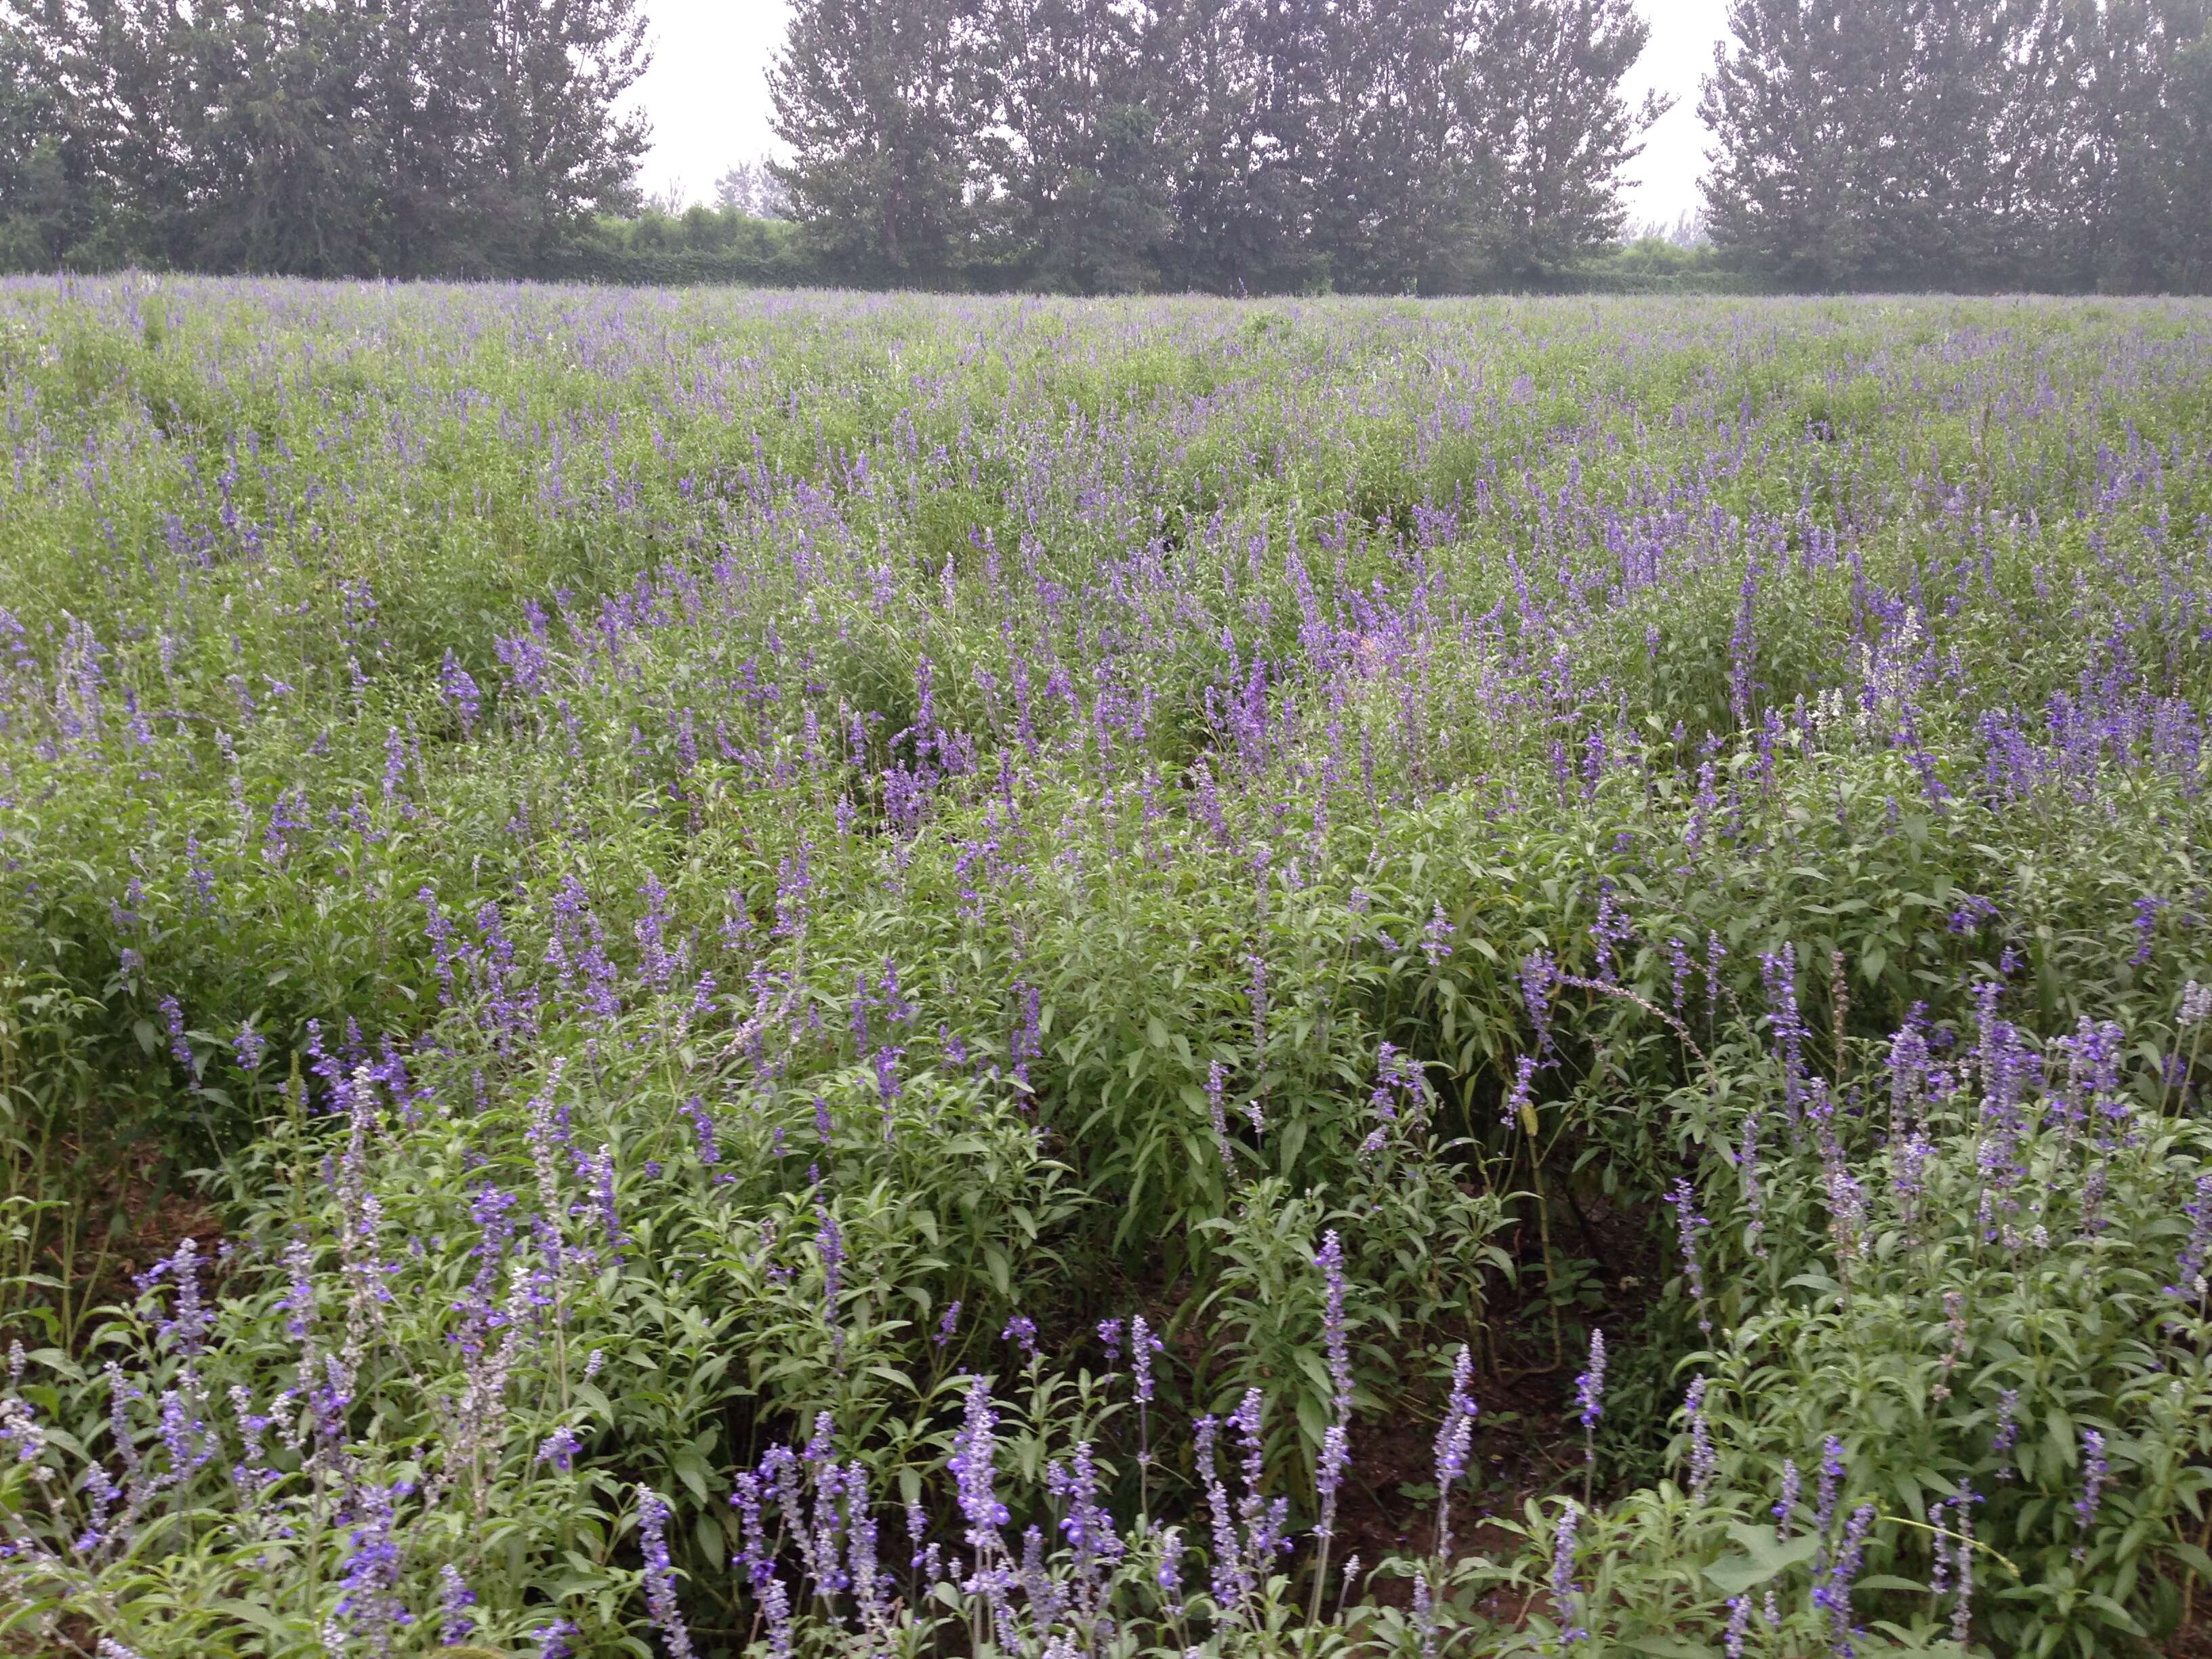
[767,0,2212,293]
[546,200,1754,295]
[3,0,2209,291]
[0,0,650,277]
[1703,0,2212,293]
[769,0,1664,293]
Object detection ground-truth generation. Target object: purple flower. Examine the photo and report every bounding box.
[1990,1390,2020,1475]
[580,1143,623,1260]
[1550,1502,1586,1646]
[332,1479,413,1653]
[1945,1484,1978,1643]
[1774,1459,1801,1537]
[157,995,195,1078]
[1044,1439,1123,1590]
[814,1208,844,1316]
[1130,1313,1160,1405]
[441,649,483,735]
[537,1425,582,1473]
[1315,1231,1353,1417]
[1001,1313,1038,1361]
[683,1096,719,1165]
[636,1486,695,1659]
[1573,1328,1606,1435]
[1947,893,1999,935]
[2182,981,2212,1029]
[2171,1175,2212,1301]
[1759,944,1807,1114]
[1155,1525,1184,1599]
[1206,1059,1235,1175]
[1589,880,1633,983]
[2072,1428,2108,1553]
[934,1301,962,1348]
[1665,1179,1713,1334]
[1814,1502,1875,1654]
[1519,950,1558,1053]
[949,1376,1010,1547]
[1668,936,1693,1013]
[1420,902,1455,966]
[262,789,309,867]
[1412,1563,1438,1659]
[1723,1593,1752,1656]
[1814,1435,1847,1540]
[1432,1344,1478,1557]
[2057,1015,2129,1141]
[1684,1375,1719,1498]
[1502,1053,1538,1130]
[2131,895,2166,965]
[140,1238,212,1358]
[437,1564,478,1646]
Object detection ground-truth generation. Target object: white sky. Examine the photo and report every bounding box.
[631,0,1732,228]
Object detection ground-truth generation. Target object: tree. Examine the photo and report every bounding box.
[1458,0,1666,282]
[2043,0,2212,292]
[0,8,81,266]
[769,0,995,285]
[1696,0,2166,291]
[1,0,650,276]
[714,157,791,218]
[1149,0,1318,293]
[1702,0,1910,288]
[453,0,653,270]
[0,0,178,269]
[150,0,390,276]
[987,0,1173,291]
[1305,0,1486,293]
[2161,3,2212,287]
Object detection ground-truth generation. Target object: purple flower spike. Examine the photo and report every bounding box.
[636,1486,695,1659]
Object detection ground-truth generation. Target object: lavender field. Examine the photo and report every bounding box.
[3,279,2211,1659]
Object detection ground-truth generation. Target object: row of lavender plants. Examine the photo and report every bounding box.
[1,279,2210,1658]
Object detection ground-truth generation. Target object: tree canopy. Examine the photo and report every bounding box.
[1701,0,2212,291]
[3,0,2207,290]
[0,0,649,277]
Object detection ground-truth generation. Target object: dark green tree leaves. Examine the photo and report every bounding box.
[1700,0,2212,291]
[769,0,998,285]
[0,0,651,276]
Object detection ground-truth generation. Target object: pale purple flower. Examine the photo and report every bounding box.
[1431,1344,1478,1557]
[1550,1502,1586,1646]
[1573,1328,1606,1434]
[1684,1375,1719,1498]
[636,1486,695,1659]
[1502,1053,1538,1130]
[2168,1175,2212,1300]
[1130,1313,1161,1404]
[1774,1458,1801,1537]
[437,1564,478,1646]
[2072,1428,2108,1553]
[537,1425,582,1473]
[1666,1179,1713,1334]
[1520,949,1558,1052]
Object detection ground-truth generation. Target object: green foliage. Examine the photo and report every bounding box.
[0,283,2209,1656]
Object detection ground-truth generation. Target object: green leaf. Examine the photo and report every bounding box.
[1625,1639,1720,1659]
[1705,1528,1820,1595]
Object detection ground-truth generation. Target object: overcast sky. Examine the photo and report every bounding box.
[630,0,1734,229]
